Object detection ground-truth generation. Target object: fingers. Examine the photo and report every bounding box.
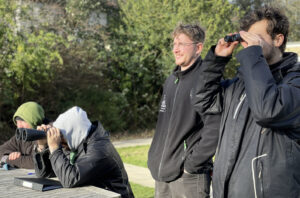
[228,40,239,49]
[47,127,61,139]
[36,125,49,146]
[37,124,51,132]
[239,31,263,48]
[8,152,14,160]
[215,36,239,57]
[47,127,61,153]
[47,127,61,144]
[36,126,62,152]
[8,152,21,161]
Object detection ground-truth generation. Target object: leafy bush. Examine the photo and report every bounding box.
[106,0,242,130]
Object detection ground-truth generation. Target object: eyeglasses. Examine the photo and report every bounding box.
[171,42,199,49]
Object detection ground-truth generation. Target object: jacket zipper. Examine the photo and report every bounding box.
[158,78,180,178]
[233,93,246,119]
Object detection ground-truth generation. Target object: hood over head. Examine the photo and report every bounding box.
[13,101,45,129]
[53,106,92,151]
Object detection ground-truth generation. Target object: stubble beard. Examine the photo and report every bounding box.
[264,43,281,65]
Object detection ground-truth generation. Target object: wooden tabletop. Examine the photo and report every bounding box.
[0,168,121,198]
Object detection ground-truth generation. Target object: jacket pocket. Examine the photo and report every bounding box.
[252,154,268,198]
[257,161,264,198]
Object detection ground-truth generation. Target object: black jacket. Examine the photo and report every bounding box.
[194,46,300,198]
[148,57,220,182]
[33,121,134,198]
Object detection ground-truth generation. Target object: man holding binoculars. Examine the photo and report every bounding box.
[0,101,47,169]
[193,6,300,198]
[33,106,134,198]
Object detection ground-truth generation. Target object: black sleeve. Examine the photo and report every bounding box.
[49,143,109,188]
[33,147,56,178]
[184,113,221,174]
[237,46,300,131]
[193,46,231,115]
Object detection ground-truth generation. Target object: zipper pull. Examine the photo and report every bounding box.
[261,128,267,134]
[240,93,246,101]
[174,78,179,84]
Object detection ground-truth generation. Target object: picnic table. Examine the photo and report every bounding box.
[0,168,121,198]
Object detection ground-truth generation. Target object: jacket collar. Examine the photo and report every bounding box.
[270,52,299,81]
[77,121,109,154]
[236,52,299,81]
[173,56,202,78]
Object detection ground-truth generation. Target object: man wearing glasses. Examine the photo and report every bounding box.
[148,23,220,198]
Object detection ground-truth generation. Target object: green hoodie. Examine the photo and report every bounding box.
[13,102,45,129]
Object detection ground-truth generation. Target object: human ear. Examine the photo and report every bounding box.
[274,34,284,47]
[196,43,203,55]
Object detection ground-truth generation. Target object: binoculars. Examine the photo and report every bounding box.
[224,33,243,42]
[16,128,46,141]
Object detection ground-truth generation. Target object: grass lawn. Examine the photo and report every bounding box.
[130,182,154,198]
[116,145,150,168]
[117,145,154,197]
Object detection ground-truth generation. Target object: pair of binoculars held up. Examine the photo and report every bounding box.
[224,33,243,42]
[16,128,46,142]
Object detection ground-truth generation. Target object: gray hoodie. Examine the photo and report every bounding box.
[53,106,91,151]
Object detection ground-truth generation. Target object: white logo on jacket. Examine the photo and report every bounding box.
[159,94,167,112]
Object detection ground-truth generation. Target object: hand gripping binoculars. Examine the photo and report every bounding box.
[16,128,46,141]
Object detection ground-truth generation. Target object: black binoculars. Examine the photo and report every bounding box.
[16,128,46,141]
[224,33,243,42]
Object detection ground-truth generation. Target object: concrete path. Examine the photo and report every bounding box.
[124,163,154,188]
[113,138,152,148]
[113,138,155,188]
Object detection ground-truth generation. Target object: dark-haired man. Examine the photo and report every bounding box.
[148,23,220,198]
[194,6,300,198]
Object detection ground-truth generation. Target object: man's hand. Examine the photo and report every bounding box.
[8,152,21,161]
[215,36,239,57]
[36,124,50,151]
[239,30,264,48]
[47,127,61,154]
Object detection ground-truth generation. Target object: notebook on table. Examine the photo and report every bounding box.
[14,177,63,191]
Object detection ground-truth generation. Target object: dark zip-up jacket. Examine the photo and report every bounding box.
[193,46,300,198]
[33,121,134,198]
[148,57,220,182]
[0,135,34,169]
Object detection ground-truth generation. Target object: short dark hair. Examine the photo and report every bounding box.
[240,6,289,53]
[172,23,205,43]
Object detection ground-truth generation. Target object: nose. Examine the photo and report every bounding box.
[172,43,179,50]
[173,45,180,53]
[17,123,23,128]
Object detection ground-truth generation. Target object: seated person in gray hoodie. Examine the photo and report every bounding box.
[33,106,134,198]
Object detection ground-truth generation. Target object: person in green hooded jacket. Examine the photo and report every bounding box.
[0,101,47,169]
